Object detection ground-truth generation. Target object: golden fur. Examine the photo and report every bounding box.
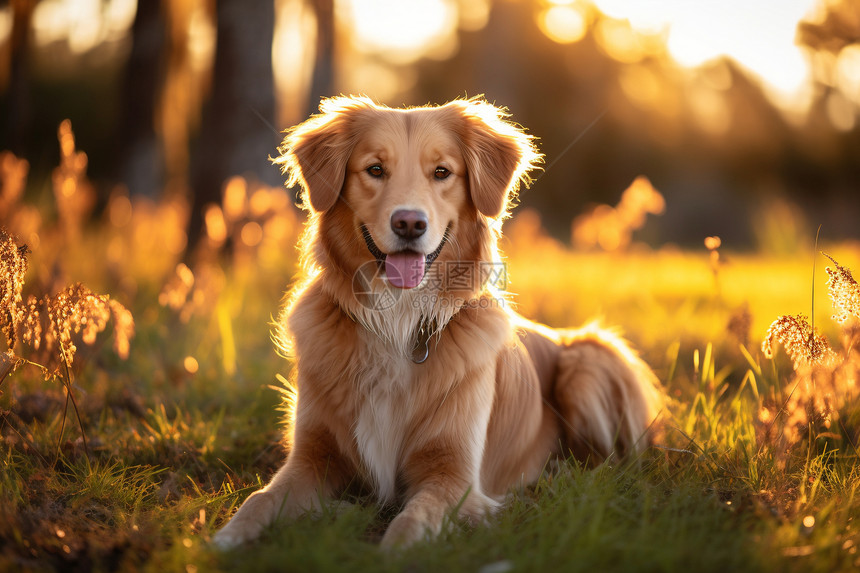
[213,96,661,549]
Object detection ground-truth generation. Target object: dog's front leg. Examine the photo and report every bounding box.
[212,425,352,549]
[380,377,499,549]
[380,439,499,549]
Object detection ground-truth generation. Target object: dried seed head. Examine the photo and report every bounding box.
[21,295,42,350]
[762,313,836,370]
[37,283,135,371]
[823,253,860,326]
[0,228,29,349]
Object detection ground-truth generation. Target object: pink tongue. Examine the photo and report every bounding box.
[385,251,426,289]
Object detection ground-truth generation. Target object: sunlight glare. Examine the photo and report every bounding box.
[223,177,247,222]
[457,0,491,32]
[348,0,457,62]
[836,45,860,107]
[274,0,317,126]
[183,356,199,375]
[594,18,665,63]
[187,2,216,74]
[538,4,587,45]
[0,8,11,49]
[103,0,136,41]
[241,221,264,247]
[32,0,136,53]
[205,205,228,244]
[591,0,819,110]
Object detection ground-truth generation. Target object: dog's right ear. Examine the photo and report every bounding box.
[275,97,370,212]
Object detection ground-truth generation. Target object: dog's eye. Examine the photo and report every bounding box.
[366,165,384,178]
[434,167,450,180]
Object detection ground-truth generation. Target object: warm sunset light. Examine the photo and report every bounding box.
[340,0,823,111]
[1,0,841,116]
[1,0,859,570]
[592,0,819,108]
[537,3,587,44]
[347,0,457,61]
[30,0,136,53]
[183,355,199,374]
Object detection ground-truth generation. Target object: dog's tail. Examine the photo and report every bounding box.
[552,323,662,464]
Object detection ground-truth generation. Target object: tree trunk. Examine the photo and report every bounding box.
[305,0,335,117]
[1,0,36,156]
[189,0,279,244]
[112,0,166,197]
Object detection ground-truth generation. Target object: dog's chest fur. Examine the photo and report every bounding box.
[352,329,424,503]
[345,289,445,504]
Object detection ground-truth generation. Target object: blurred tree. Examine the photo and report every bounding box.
[189,0,280,243]
[0,0,36,156]
[797,0,860,53]
[159,0,216,197]
[112,0,167,198]
[792,0,860,232]
[305,0,335,118]
[796,0,860,128]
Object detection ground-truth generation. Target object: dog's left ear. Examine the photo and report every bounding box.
[451,98,542,219]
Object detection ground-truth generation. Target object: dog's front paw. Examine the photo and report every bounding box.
[458,490,500,526]
[211,490,279,550]
[211,519,263,550]
[380,512,436,550]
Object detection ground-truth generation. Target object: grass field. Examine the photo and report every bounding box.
[3,139,860,572]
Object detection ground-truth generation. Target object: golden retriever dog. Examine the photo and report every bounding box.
[213,96,661,549]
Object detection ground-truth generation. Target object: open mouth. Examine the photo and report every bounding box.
[360,224,451,289]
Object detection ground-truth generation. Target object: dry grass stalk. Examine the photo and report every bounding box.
[52,120,95,238]
[1,226,136,461]
[760,254,860,453]
[1,227,135,376]
[824,252,860,327]
[1,228,29,349]
[762,314,837,370]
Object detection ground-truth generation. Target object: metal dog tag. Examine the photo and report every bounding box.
[411,319,432,364]
[411,330,430,363]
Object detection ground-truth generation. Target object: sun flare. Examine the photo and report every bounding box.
[584,0,819,108]
[347,0,457,61]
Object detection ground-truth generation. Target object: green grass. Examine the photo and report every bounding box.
[3,220,860,571]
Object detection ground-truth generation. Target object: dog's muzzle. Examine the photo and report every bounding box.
[359,224,450,289]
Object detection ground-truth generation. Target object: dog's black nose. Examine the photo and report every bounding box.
[391,209,428,240]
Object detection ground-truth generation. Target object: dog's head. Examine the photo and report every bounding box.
[277,96,541,293]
